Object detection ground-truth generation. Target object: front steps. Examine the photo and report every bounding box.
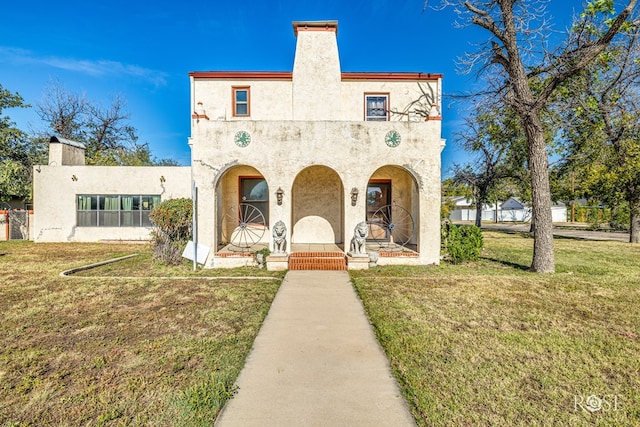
[288,251,347,271]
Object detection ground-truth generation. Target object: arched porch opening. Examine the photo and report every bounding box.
[367,165,420,253]
[215,165,269,252]
[291,165,344,245]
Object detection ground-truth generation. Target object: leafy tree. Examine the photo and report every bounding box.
[0,85,46,202]
[428,0,638,272]
[557,26,640,241]
[452,99,528,226]
[441,177,472,220]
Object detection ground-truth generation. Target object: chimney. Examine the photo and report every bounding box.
[292,21,341,120]
[48,136,86,166]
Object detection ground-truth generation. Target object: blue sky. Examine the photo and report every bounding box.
[1,0,584,174]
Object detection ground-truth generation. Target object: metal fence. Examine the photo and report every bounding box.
[1,210,30,240]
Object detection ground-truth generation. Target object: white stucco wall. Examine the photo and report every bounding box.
[190,119,442,266]
[188,21,443,267]
[33,166,191,242]
[291,166,344,244]
[191,78,294,121]
[340,79,441,121]
[292,25,342,120]
[189,78,441,123]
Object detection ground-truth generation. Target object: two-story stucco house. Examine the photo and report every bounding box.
[32,20,444,270]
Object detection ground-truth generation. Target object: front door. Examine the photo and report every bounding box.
[367,181,391,240]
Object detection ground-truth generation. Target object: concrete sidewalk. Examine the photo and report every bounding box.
[214,270,416,427]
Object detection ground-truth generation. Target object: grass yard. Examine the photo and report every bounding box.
[0,241,282,426]
[351,231,640,426]
[2,233,639,426]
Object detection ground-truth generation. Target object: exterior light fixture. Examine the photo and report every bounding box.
[276,187,284,205]
[71,175,78,181]
[350,187,359,206]
[160,175,166,183]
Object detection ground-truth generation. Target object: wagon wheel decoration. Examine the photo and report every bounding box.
[367,203,415,250]
[221,203,267,251]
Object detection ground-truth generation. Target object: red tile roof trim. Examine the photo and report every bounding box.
[189,71,443,81]
[342,72,443,81]
[189,71,293,80]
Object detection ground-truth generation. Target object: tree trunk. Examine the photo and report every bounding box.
[630,192,640,243]
[524,115,555,273]
[475,202,483,228]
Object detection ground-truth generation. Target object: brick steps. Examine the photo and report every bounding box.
[288,252,347,271]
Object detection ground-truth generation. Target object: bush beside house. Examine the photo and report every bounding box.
[149,198,192,265]
[441,222,484,264]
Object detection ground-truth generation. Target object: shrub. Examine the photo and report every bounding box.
[251,247,271,269]
[441,222,484,264]
[149,198,192,265]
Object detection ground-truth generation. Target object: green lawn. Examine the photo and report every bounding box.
[2,234,639,426]
[351,231,640,426]
[0,242,282,426]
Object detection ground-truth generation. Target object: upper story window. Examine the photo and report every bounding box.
[365,94,389,121]
[233,87,250,117]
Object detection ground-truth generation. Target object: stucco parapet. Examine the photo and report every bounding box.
[192,120,440,145]
[36,165,190,172]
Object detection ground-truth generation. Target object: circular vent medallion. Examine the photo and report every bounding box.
[385,130,401,147]
[234,130,251,147]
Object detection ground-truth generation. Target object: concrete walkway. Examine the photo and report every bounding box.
[214,270,416,427]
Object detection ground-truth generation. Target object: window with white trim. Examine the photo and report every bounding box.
[365,94,389,121]
[77,195,161,227]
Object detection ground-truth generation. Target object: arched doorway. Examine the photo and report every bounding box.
[367,166,419,251]
[291,166,344,244]
[215,165,269,251]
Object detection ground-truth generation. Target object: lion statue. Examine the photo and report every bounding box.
[350,221,368,254]
[272,220,287,254]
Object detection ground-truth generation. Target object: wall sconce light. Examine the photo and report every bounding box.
[276,187,284,205]
[160,175,166,183]
[350,187,359,206]
[71,175,78,181]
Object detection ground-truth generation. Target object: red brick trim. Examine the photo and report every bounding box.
[290,251,345,258]
[215,252,254,258]
[343,72,443,81]
[188,71,441,81]
[292,21,338,37]
[189,71,293,80]
[378,251,419,257]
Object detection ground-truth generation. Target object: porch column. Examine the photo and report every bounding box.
[344,182,368,254]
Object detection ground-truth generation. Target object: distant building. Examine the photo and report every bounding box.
[448,196,567,223]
